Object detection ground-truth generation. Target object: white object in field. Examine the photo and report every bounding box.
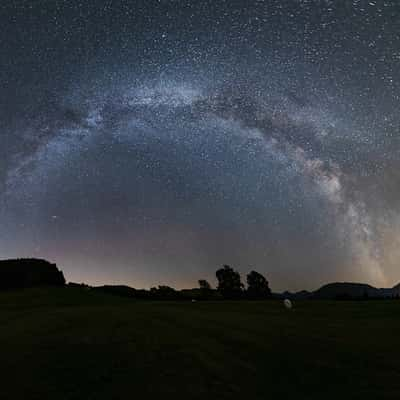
[191,299,197,303]
[283,299,292,309]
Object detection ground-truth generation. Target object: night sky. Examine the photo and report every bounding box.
[1,1,399,291]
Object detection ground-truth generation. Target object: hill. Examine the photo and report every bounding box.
[313,282,379,299]
[279,281,400,300]
[0,258,65,289]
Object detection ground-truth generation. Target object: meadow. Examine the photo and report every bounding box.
[1,287,399,399]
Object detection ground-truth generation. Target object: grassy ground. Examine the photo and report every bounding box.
[1,288,400,399]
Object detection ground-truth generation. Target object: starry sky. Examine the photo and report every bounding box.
[1,0,399,291]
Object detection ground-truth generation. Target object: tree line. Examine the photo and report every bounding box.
[213,265,271,299]
[0,259,65,290]
[83,265,272,301]
[0,258,272,300]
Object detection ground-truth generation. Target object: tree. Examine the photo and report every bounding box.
[198,280,211,291]
[198,279,212,300]
[246,270,271,299]
[149,285,178,300]
[0,258,65,290]
[215,265,243,299]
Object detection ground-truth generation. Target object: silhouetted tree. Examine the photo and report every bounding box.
[0,259,65,290]
[198,280,211,290]
[150,285,179,300]
[246,270,271,299]
[198,279,213,300]
[216,265,243,299]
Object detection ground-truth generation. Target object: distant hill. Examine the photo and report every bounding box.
[313,282,379,299]
[278,282,400,300]
[0,258,65,289]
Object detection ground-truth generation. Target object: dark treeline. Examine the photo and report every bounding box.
[0,259,65,290]
[0,258,271,299]
[73,264,272,301]
[2,258,400,300]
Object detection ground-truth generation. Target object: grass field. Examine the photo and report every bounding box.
[1,288,400,399]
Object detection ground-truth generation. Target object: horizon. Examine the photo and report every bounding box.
[1,1,400,292]
[1,257,400,294]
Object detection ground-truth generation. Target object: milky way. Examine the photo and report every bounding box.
[1,1,399,290]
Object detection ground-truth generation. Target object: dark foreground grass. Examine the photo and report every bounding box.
[1,288,400,400]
